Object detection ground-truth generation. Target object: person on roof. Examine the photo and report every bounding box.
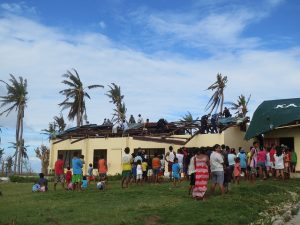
[129,115,136,124]
[137,114,144,123]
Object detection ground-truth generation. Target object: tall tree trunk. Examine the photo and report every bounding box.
[220,91,224,115]
[14,109,21,174]
[17,108,24,174]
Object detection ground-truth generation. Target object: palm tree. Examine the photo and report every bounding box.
[53,114,66,132]
[106,83,126,123]
[59,69,104,127]
[35,144,50,175]
[0,75,28,174]
[205,73,228,115]
[227,94,251,117]
[41,122,57,140]
[180,111,198,134]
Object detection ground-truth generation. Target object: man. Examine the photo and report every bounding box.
[249,141,259,183]
[98,155,108,182]
[129,115,136,124]
[210,144,225,195]
[72,152,83,190]
[223,107,231,118]
[165,146,176,181]
[211,113,219,133]
[121,147,133,188]
[137,114,144,123]
[54,154,65,191]
[200,115,209,134]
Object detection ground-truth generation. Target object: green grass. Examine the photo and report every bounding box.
[1,179,300,225]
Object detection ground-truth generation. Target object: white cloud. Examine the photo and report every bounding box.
[131,0,284,52]
[98,21,106,29]
[0,2,36,15]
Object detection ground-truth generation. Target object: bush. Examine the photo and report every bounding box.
[9,175,55,183]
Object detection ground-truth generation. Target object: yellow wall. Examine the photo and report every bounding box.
[265,127,300,171]
[50,126,253,175]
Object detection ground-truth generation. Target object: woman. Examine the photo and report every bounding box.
[192,149,209,200]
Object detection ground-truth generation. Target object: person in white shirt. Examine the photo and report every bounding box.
[137,114,144,123]
[176,149,184,175]
[210,144,225,195]
[165,146,176,181]
[274,146,285,180]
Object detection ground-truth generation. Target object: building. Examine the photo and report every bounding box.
[245,98,300,171]
[49,122,253,175]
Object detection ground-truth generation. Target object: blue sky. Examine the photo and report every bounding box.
[0,0,300,172]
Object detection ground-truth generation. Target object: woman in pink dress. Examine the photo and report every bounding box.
[192,149,209,200]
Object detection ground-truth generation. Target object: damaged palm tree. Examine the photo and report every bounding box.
[35,145,50,175]
[59,69,104,127]
[227,94,251,117]
[106,83,127,124]
[205,73,227,115]
[0,75,28,174]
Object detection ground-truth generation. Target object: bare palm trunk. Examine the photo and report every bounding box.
[209,100,218,115]
[220,92,224,114]
[17,108,24,174]
[14,109,21,174]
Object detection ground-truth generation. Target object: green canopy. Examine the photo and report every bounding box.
[245,98,300,140]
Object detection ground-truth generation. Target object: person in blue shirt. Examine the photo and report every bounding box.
[172,158,180,187]
[72,152,83,190]
[237,149,247,179]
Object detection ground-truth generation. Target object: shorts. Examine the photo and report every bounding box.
[241,168,247,174]
[99,173,107,179]
[88,175,95,181]
[153,168,160,176]
[147,169,153,177]
[122,170,131,178]
[168,162,173,172]
[72,174,82,183]
[173,173,180,180]
[143,171,147,179]
[190,173,195,186]
[136,174,143,180]
[257,162,266,168]
[247,166,251,171]
[54,174,64,183]
[211,171,224,185]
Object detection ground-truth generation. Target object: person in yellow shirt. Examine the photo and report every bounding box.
[121,147,133,188]
[142,159,148,182]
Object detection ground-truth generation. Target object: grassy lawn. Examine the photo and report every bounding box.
[1,179,300,225]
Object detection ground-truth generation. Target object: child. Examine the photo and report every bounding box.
[87,163,95,184]
[147,157,153,183]
[38,173,48,192]
[172,158,180,187]
[142,158,148,182]
[65,166,72,187]
[159,155,165,179]
[234,157,241,184]
[96,181,106,190]
[136,160,143,185]
[81,176,88,190]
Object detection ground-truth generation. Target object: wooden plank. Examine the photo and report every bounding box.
[71,137,87,144]
[133,136,186,145]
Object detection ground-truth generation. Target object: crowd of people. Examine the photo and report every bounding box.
[32,142,297,201]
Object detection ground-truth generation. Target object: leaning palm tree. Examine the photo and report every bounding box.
[180,111,198,134]
[106,83,126,123]
[227,94,251,117]
[59,69,104,127]
[0,75,28,174]
[205,73,228,115]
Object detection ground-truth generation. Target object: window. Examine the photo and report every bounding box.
[57,149,82,168]
[93,149,107,169]
[134,148,165,159]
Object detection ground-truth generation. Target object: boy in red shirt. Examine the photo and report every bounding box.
[54,154,65,191]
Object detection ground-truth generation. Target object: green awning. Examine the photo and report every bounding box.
[245,98,300,140]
